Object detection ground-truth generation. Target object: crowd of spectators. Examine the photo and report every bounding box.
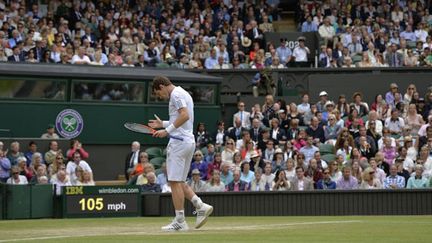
[0,138,94,195]
[297,0,432,67]
[121,82,432,192]
[0,0,286,69]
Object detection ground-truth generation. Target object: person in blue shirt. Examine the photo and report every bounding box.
[220,162,234,185]
[240,161,255,184]
[316,168,336,189]
[301,16,318,32]
[276,38,292,66]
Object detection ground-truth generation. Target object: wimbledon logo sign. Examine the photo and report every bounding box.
[55,109,84,139]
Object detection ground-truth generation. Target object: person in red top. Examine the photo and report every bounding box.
[66,139,89,160]
[206,152,222,181]
[305,158,323,188]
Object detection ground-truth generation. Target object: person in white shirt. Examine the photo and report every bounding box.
[148,76,213,231]
[51,170,71,195]
[292,37,310,62]
[71,46,91,64]
[385,109,405,135]
[66,152,93,185]
[7,166,28,185]
[318,18,335,45]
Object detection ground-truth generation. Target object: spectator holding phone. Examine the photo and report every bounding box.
[66,139,89,160]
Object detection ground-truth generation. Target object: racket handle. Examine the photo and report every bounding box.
[169,135,184,141]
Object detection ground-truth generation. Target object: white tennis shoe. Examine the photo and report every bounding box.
[195,203,213,229]
[161,220,189,232]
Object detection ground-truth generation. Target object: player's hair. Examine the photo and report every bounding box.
[152,76,172,91]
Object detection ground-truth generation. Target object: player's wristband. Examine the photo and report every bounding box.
[165,124,176,134]
[162,121,169,128]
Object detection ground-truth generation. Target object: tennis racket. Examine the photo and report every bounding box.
[124,122,184,141]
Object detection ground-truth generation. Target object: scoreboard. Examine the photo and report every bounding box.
[62,186,141,218]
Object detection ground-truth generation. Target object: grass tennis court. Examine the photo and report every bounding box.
[0,216,430,242]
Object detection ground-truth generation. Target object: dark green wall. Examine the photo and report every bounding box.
[3,184,53,219]
[0,102,220,145]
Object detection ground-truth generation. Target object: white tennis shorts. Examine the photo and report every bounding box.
[166,141,195,182]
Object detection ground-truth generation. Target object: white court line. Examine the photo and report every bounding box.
[0,220,362,242]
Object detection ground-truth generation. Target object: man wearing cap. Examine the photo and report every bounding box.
[175,53,189,69]
[292,36,310,63]
[41,124,59,139]
[316,91,329,113]
[276,38,292,66]
[187,169,205,192]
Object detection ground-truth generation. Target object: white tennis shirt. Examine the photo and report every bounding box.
[168,86,195,143]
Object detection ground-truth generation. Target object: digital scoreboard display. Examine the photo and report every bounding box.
[63,186,141,218]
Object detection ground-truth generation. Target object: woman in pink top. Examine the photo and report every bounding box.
[381,137,397,165]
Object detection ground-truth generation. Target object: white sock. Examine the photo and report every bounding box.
[175,210,185,223]
[191,195,203,209]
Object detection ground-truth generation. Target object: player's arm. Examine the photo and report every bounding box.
[172,107,189,128]
[153,107,189,138]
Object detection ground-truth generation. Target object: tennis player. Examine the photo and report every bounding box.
[149,76,213,231]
